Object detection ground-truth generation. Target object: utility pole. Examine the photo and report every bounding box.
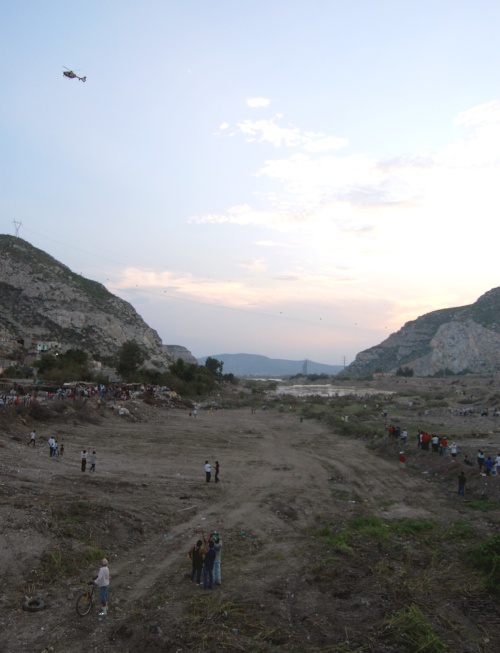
[13,220,22,237]
[342,356,347,369]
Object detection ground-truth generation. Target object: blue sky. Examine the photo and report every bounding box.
[2,1,500,365]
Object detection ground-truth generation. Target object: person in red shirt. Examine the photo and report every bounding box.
[399,451,406,470]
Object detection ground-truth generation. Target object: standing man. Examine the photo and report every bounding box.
[204,461,211,483]
[28,430,36,447]
[48,436,56,457]
[458,471,466,497]
[89,451,97,473]
[211,531,222,586]
[81,449,88,472]
[399,451,406,470]
[94,558,110,616]
[189,539,205,587]
[203,540,216,589]
[214,461,220,483]
[495,452,500,476]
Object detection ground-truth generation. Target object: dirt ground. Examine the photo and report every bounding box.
[1,376,500,653]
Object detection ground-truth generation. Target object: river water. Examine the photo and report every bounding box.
[274,384,394,398]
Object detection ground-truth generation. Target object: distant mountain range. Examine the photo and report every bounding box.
[197,353,343,377]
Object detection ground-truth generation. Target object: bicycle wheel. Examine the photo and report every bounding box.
[76,591,93,616]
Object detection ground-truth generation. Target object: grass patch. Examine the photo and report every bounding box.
[386,603,448,652]
[469,534,500,594]
[388,518,436,537]
[349,515,389,541]
[466,499,499,511]
[35,545,107,584]
[441,520,475,539]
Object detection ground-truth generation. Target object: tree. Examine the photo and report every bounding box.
[205,357,224,377]
[116,341,146,380]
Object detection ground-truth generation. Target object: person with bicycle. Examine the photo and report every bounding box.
[94,558,110,616]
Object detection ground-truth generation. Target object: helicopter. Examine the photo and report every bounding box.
[63,67,86,82]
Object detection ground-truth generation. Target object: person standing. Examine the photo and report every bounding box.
[477,450,485,472]
[205,461,211,483]
[81,449,88,472]
[28,430,36,447]
[484,456,494,476]
[214,461,220,483]
[189,539,205,586]
[495,453,500,476]
[211,531,222,586]
[89,451,97,473]
[399,451,406,470]
[203,540,216,589]
[458,471,467,497]
[48,436,56,457]
[450,442,458,460]
[94,558,110,616]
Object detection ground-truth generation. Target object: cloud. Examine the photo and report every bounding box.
[239,259,267,272]
[454,100,500,127]
[246,97,271,108]
[234,115,348,151]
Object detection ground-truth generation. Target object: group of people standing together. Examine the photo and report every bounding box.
[189,530,222,589]
[204,460,220,483]
[81,449,97,472]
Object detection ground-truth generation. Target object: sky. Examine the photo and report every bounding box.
[1,1,500,366]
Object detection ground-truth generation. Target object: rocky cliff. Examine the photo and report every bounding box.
[341,288,500,378]
[0,235,174,369]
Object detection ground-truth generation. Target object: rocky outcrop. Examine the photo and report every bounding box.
[163,345,198,365]
[0,235,173,369]
[341,288,500,378]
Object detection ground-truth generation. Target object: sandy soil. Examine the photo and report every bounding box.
[1,379,500,653]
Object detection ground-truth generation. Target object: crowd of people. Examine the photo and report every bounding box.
[189,530,223,589]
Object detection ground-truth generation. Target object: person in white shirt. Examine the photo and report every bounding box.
[94,558,110,616]
[205,461,211,483]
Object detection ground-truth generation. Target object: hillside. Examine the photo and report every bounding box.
[341,287,500,378]
[0,235,172,369]
[197,353,343,377]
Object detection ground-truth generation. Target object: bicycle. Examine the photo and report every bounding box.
[76,580,95,616]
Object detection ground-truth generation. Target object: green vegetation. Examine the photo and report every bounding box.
[470,534,500,593]
[116,340,146,379]
[466,498,500,511]
[386,604,447,652]
[396,366,414,377]
[33,348,93,382]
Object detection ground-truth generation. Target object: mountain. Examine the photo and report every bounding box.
[197,353,343,377]
[0,235,174,369]
[340,288,500,378]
